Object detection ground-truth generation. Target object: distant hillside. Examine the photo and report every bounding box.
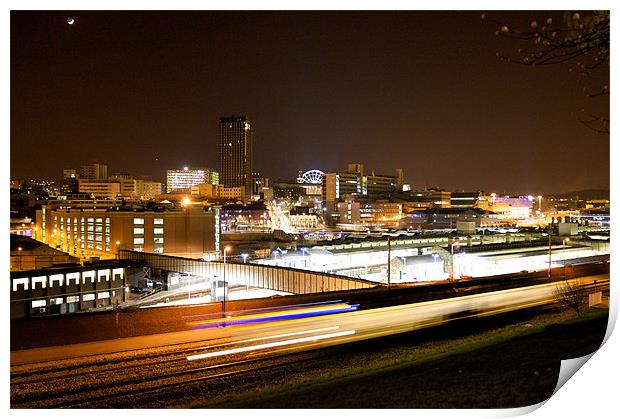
[550,189,610,200]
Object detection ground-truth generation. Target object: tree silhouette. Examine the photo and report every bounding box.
[482,11,609,134]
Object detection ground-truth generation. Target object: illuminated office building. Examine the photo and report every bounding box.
[166,167,216,193]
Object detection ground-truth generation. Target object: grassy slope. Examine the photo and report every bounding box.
[198,307,608,409]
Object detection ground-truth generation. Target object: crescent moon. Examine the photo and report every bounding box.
[67,18,75,25]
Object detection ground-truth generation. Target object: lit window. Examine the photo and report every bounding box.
[133,227,144,235]
[50,297,64,305]
[134,237,144,245]
[31,300,46,308]
[12,278,29,292]
[97,292,110,299]
[133,218,144,225]
[66,295,80,303]
[83,293,95,301]
[154,218,164,225]
[154,228,164,235]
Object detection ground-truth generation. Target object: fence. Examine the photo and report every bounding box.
[119,250,376,294]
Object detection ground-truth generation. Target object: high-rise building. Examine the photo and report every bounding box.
[219,116,252,197]
[80,163,108,181]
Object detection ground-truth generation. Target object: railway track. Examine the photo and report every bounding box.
[12,274,609,408]
[11,334,245,383]
[11,343,330,408]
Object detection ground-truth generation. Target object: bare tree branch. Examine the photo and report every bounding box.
[483,11,609,135]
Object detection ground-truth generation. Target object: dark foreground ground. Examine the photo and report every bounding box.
[196,306,609,408]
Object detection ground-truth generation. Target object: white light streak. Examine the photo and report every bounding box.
[187,329,355,361]
[197,326,340,351]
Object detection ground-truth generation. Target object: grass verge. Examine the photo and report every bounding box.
[195,307,609,408]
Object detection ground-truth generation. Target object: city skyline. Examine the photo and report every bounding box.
[11,11,610,194]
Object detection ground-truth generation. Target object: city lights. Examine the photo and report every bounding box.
[9,10,610,411]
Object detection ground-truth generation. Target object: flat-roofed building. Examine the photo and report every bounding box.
[78,180,121,198]
[137,180,162,199]
[217,186,245,200]
[331,201,402,229]
[366,172,396,199]
[10,260,129,319]
[451,191,482,208]
[35,202,219,260]
[322,172,362,202]
[359,201,403,228]
[80,163,108,181]
[397,189,452,211]
[477,195,533,219]
[166,167,216,193]
[191,183,218,197]
[190,184,245,201]
[399,208,498,230]
[322,164,399,202]
[166,167,213,193]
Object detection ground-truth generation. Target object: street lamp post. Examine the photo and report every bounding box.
[432,253,439,281]
[241,253,249,291]
[387,235,391,289]
[301,247,308,268]
[563,238,570,281]
[450,239,459,281]
[222,246,231,322]
[547,228,551,281]
[187,274,192,302]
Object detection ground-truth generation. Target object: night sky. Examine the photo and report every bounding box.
[10,11,609,195]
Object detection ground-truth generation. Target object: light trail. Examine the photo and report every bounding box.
[186,302,358,329]
[187,329,356,361]
[196,326,341,351]
[186,274,608,362]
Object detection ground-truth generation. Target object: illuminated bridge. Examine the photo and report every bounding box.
[119,250,375,296]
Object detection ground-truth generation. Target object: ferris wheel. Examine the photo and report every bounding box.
[302,169,324,184]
